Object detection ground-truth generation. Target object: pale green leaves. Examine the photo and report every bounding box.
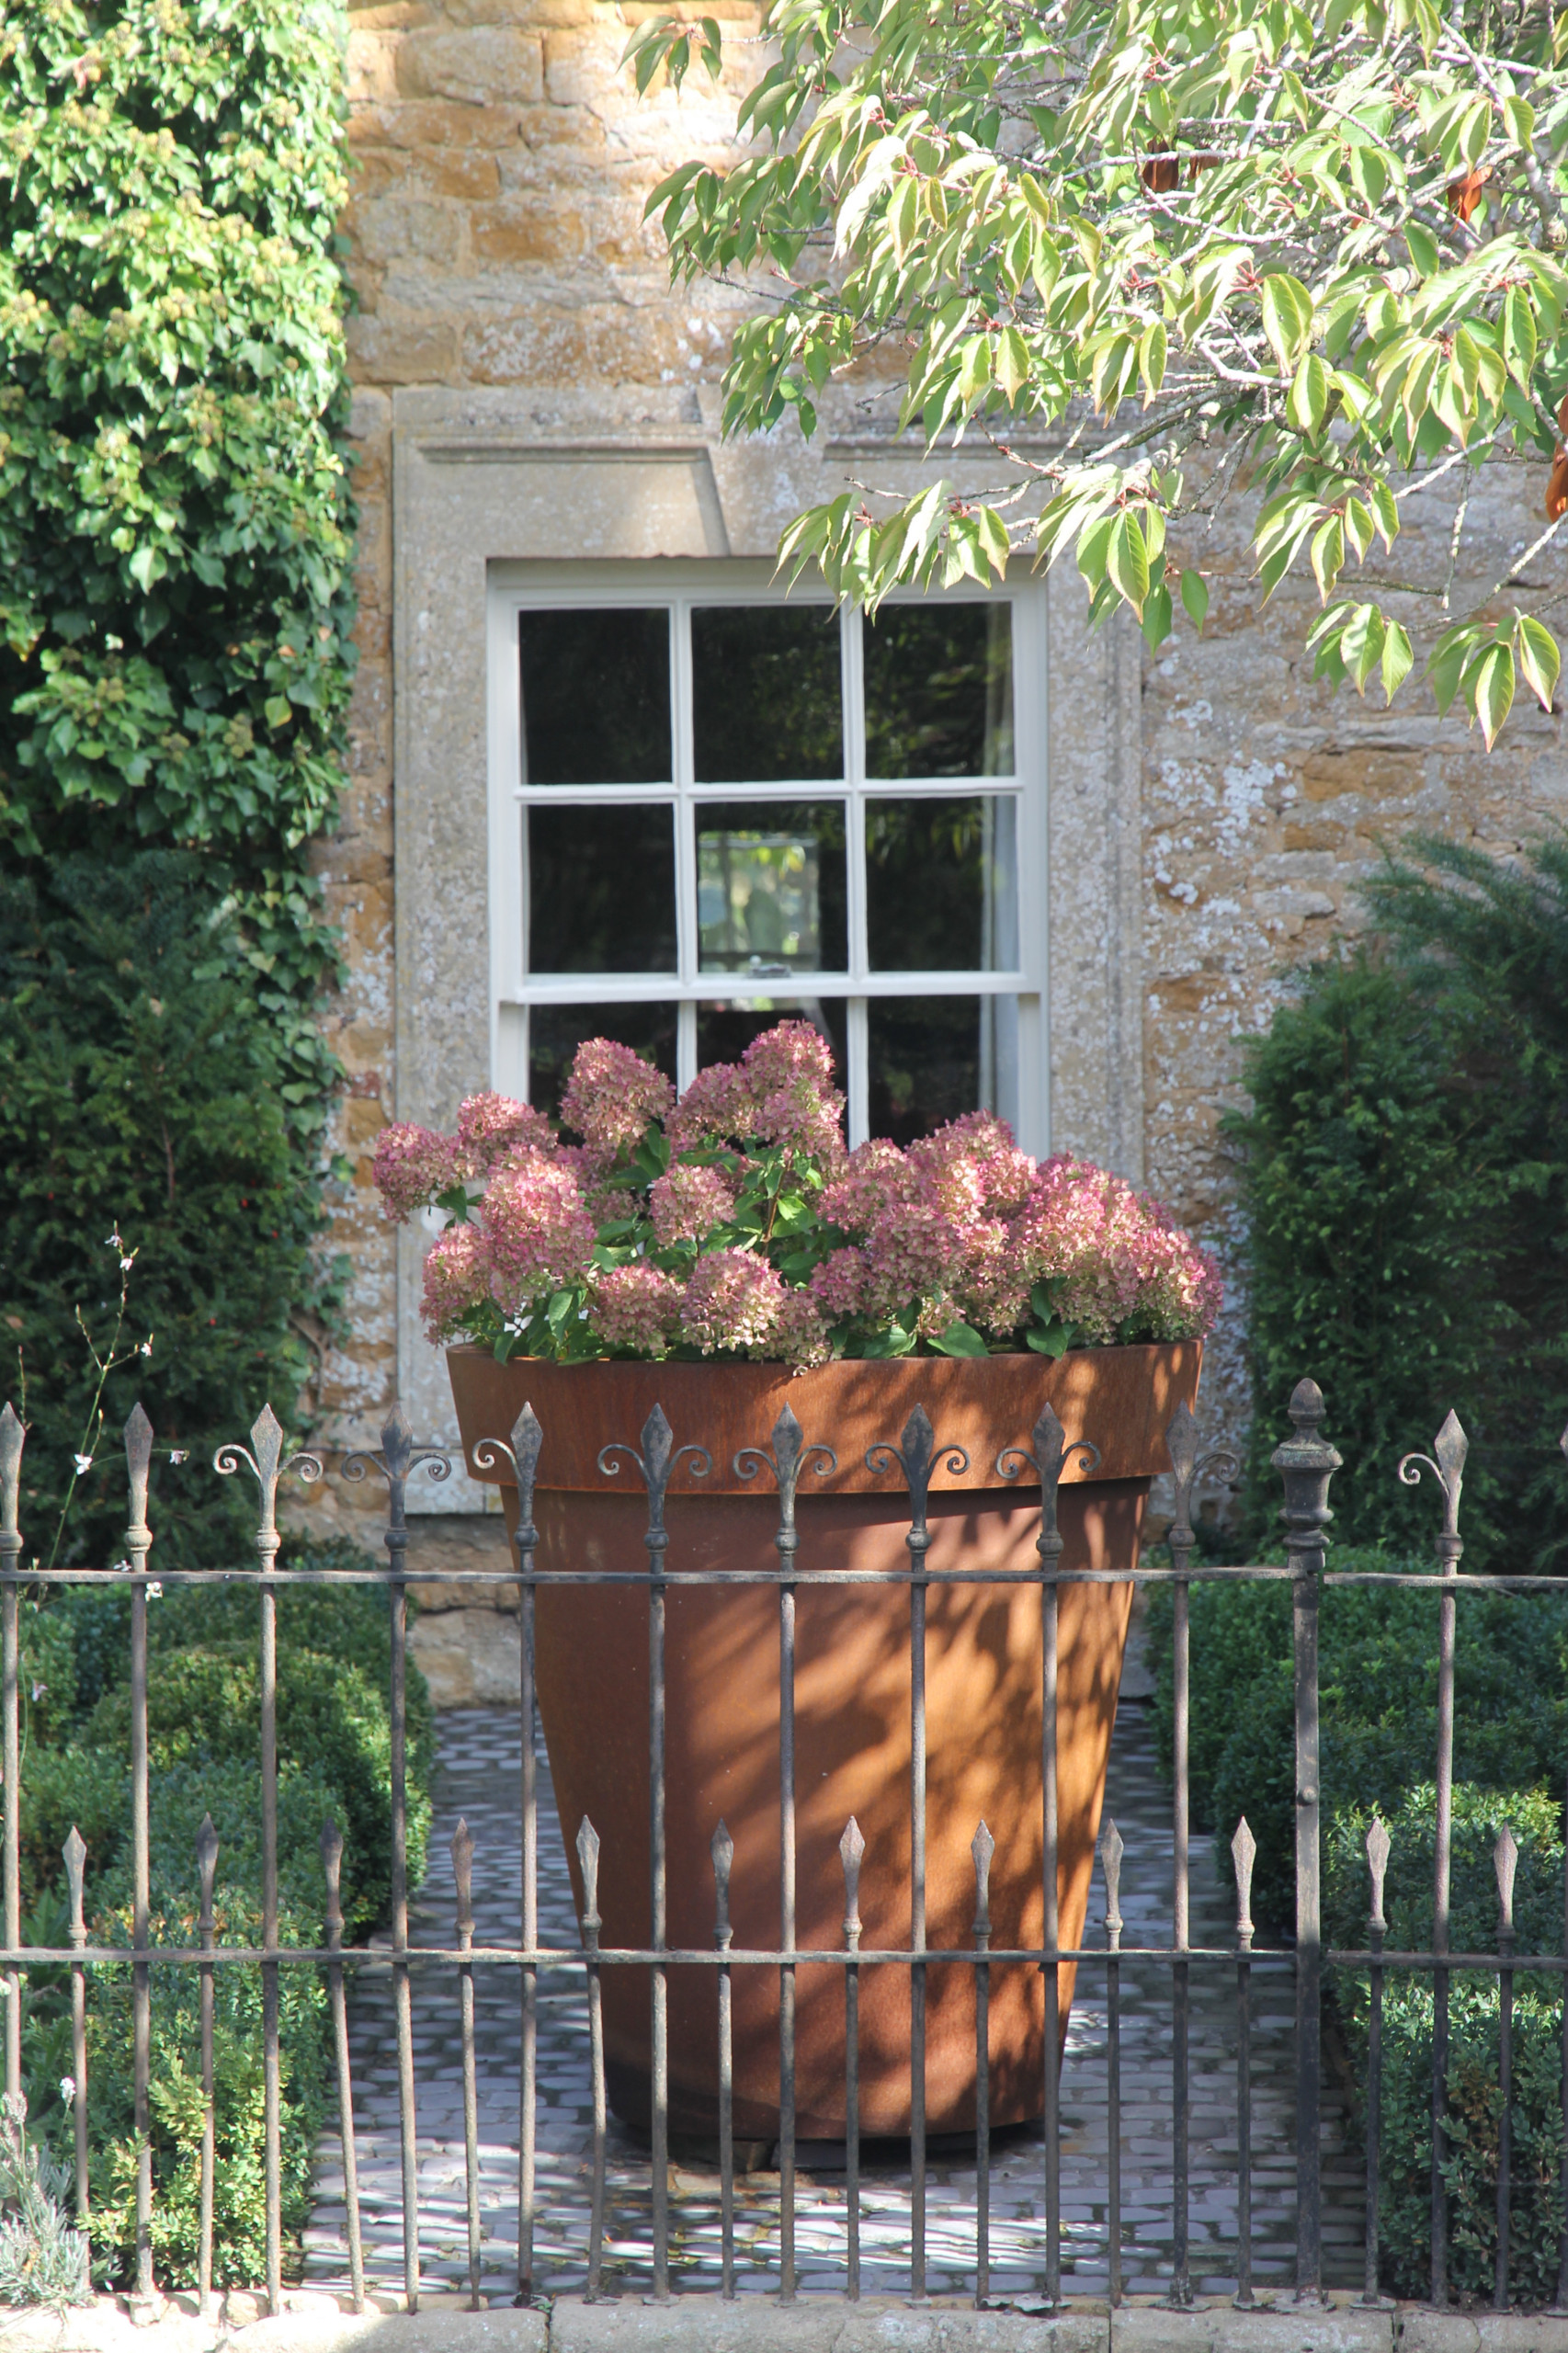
[1261,275,1315,375]
[1428,611,1561,746]
[623,15,723,96]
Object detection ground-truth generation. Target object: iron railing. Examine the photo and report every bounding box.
[0,1377,1563,2313]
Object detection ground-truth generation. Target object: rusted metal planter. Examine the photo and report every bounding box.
[449,1344,1199,2146]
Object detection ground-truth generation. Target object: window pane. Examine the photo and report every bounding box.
[865,796,1017,972]
[529,1003,677,1121]
[519,608,671,785]
[863,605,1015,778]
[697,801,846,975]
[698,998,847,1084]
[528,805,676,972]
[868,996,1017,1145]
[692,606,843,782]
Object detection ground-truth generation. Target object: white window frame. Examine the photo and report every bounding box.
[485,558,1050,1154]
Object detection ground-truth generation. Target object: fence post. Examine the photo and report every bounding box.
[1271,1378,1339,2304]
[0,1404,20,2114]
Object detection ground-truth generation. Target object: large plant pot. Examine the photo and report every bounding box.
[450,1345,1198,2144]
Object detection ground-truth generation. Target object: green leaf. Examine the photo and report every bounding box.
[1026,1317,1074,1358]
[929,1319,989,1358]
[1287,354,1330,436]
[1142,580,1174,650]
[1139,317,1167,405]
[1516,613,1561,711]
[1107,511,1151,614]
[994,325,1030,403]
[1404,220,1440,279]
[1469,641,1516,749]
[1179,569,1210,631]
[1381,621,1414,702]
[1260,273,1314,374]
[1310,514,1345,600]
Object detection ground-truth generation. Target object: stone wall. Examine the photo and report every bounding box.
[297,0,1568,1619]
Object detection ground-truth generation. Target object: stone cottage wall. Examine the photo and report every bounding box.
[297,0,1568,1658]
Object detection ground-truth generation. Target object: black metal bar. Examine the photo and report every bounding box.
[1233,1817,1256,2308]
[999,1401,1096,2311]
[1171,1560,1190,2309]
[1363,1817,1390,2308]
[197,1814,219,2315]
[1495,1825,1517,2313]
[601,1406,709,2302]
[1560,1757,1568,2311]
[259,1500,282,2313]
[62,1826,88,2228]
[972,1820,994,2308]
[125,1405,154,2305]
[1399,1413,1466,2308]
[578,1818,607,2300]
[453,1821,483,2309]
[1272,1379,1338,2304]
[0,1936,1319,1968]
[712,1822,735,2299]
[321,1820,365,2312]
[383,1411,421,2313]
[735,1409,832,2304]
[11,1558,1568,1589]
[513,1409,542,2303]
[1100,1822,1123,2309]
[869,1406,966,2302]
[840,1818,864,2302]
[0,1405,17,2117]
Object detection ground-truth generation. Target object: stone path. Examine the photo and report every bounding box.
[303,1703,1357,2305]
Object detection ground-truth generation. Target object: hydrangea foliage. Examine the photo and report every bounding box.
[636,0,1568,745]
[375,1020,1221,1365]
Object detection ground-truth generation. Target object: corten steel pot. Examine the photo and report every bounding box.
[449,1344,1199,2143]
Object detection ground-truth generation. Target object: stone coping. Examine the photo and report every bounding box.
[3,2292,1565,2353]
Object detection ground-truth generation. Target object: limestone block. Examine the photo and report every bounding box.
[471,198,587,264]
[347,310,461,383]
[397,24,545,103]
[409,1604,522,1706]
[352,192,469,268]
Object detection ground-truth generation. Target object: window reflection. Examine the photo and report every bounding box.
[868,997,1018,1145]
[864,605,1014,778]
[528,805,677,973]
[697,801,846,974]
[698,999,846,1081]
[692,606,843,782]
[519,608,671,785]
[529,1003,677,1121]
[866,796,1017,972]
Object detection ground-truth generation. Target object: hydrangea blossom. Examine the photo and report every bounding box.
[561,1040,676,1156]
[373,1021,1221,1364]
[482,1150,597,1315]
[650,1161,739,1246]
[374,1123,461,1222]
[589,1263,682,1356]
[421,1222,488,1341]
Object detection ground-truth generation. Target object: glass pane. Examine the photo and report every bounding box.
[519,608,671,785]
[696,801,846,975]
[529,1003,677,1121]
[698,998,847,1085]
[691,606,843,781]
[865,795,1017,972]
[528,805,676,972]
[863,604,1015,778]
[868,996,1017,1145]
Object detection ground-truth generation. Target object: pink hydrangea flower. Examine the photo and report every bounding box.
[481,1149,597,1314]
[456,1092,555,1172]
[678,1248,788,1355]
[992,1159,1221,1345]
[589,1263,682,1356]
[743,1021,846,1164]
[773,1287,832,1370]
[650,1161,739,1247]
[373,1123,462,1221]
[561,1041,675,1157]
[819,1140,921,1235]
[909,1111,1036,1222]
[420,1222,488,1340]
[664,1060,755,1154]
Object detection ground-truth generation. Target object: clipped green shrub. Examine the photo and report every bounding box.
[1,854,328,1572]
[1146,1577,1568,2299]
[1221,950,1504,1554]
[13,1552,432,2288]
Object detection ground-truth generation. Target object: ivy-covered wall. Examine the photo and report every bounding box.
[0,0,357,1554]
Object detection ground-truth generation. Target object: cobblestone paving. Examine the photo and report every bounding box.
[303,1704,1356,2305]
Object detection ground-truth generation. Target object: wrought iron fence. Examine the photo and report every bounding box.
[0,1377,1563,2314]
